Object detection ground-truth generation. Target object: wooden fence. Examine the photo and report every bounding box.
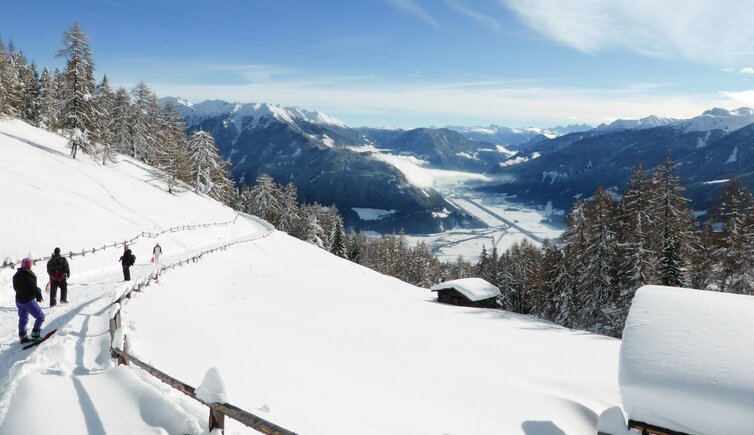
[108,225,295,434]
[1,214,241,270]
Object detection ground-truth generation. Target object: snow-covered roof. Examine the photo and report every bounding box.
[431,278,501,301]
[619,285,754,435]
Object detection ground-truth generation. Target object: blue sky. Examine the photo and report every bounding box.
[4,0,754,128]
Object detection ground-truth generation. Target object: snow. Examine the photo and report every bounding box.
[726,146,738,164]
[195,367,229,404]
[321,134,335,148]
[703,178,730,185]
[682,107,754,133]
[541,170,568,184]
[456,151,478,160]
[431,277,501,301]
[0,118,618,434]
[597,407,631,435]
[619,285,754,435]
[499,152,540,168]
[351,208,397,221]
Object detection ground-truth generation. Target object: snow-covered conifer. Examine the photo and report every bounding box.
[277,182,301,235]
[579,188,619,334]
[714,178,754,294]
[649,157,694,287]
[329,215,347,258]
[20,61,40,124]
[56,23,97,158]
[93,75,116,164]
[37,67,56,128]
[246,173,282,223]
[111,87,133,155]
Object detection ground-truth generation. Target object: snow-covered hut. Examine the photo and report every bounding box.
[431,278,500,308]
[599,285,754,435]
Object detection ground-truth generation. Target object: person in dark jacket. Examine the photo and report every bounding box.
[13,258,46,344]
[119,246,135,281]
[46,247,70,307]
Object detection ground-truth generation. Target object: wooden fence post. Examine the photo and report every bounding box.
[209,408,225,434]
[118,335,130,366]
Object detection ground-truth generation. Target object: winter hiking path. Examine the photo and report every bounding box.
[0,214,272,433]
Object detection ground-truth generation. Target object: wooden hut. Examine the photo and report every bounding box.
[431,278,500,308]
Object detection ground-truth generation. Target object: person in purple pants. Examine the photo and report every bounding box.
[12,258,45,344]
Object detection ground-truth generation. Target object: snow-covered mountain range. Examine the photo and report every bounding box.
[487,107,754,210]
[165,97,754,219]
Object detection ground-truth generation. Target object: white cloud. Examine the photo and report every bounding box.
[501,0,754,65]
[722,90,754,106]
[740,67,754,74]
[384,0,439,28]
[446,0,500,30]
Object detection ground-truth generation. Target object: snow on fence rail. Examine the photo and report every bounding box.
[108,220,291,434]
[1,214,241,270]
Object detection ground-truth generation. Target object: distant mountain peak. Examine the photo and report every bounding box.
[159,97,347,129]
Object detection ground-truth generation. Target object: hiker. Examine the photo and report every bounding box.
[119,245,136,281]
[46,247,70,307]
[13,258,45,344]
[152,243,162,266]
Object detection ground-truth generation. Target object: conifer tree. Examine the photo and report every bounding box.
[56,23,97,158]
[246,173,282,223]
[111,87,133,154]
[93,75,116,163]
[329,216,347,258]
[154,103,191,192]
[277,182,301,235]
[208,158,236,205]
[715,178,754,293]
[188,129,222,194]
[4,46,25,117]
[20,61,40,124]
[0,38,7,115]
[615,163,655,320]
[37,67,56,128]
[130,82,157,162]
[579,188,619,334]
[650,157,693,287]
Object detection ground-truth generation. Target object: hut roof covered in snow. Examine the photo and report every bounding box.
[619,285,754,435]
[431,278,501,302]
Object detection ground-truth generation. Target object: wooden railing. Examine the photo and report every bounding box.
[108,219,292,434]
[110,348,296,435]
[1,214,241,270]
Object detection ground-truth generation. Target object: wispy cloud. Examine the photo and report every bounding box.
[383,0,439,29]
[446,0,500,30]
[501,0,754,65]
[722,90,754,106]
[740,67,754,74]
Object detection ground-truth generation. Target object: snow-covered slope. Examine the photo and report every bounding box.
[0,119,620,434]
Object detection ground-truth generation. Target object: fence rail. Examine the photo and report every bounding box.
[108,220,289,434]
[1,214,241,270]
[111,348,296,435]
